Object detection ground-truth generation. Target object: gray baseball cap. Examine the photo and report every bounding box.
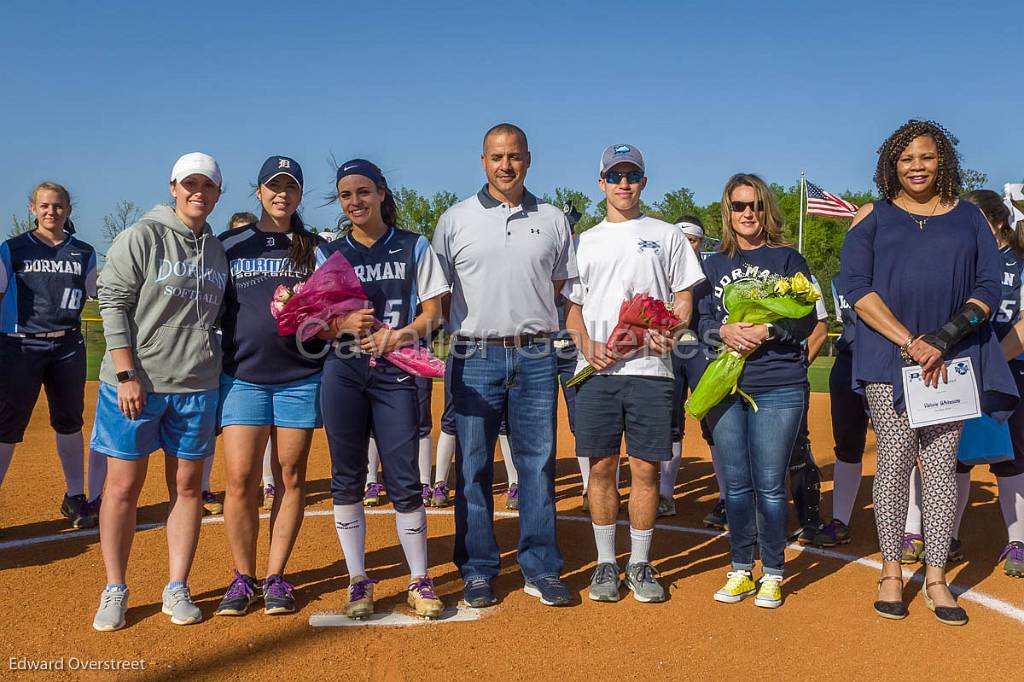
[599,144,645,176]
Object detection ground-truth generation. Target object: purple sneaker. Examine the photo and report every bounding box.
[363,482,386,507]
[215,570,259,616]
[900,533,924,564]
[431,481,450,508]
[263,574,296,614]
[421,484,432,503]
[807,519,851,547]
[1000,541,1024,577]
[505,483,519,510]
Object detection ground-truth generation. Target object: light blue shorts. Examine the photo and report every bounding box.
[218,372,322,429]
[90,382,218,460]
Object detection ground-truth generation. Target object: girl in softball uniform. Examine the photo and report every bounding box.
[0,182,99,530]
[317,159,449,620]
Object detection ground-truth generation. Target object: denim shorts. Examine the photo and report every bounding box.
[574,375,674,461]
[90,381,218,460]
[218,372,323,429]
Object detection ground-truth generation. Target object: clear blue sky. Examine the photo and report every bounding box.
[3,0,1021,250]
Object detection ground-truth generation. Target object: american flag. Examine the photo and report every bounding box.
[806,181,858,218]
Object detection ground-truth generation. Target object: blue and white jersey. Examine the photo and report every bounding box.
[316,226,448,331]
[830,277,856,353]
[992,244,1024,342]
[219,225,326,385]
[0,230,97,334]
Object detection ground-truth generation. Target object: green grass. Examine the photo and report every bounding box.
[808,355,834,393]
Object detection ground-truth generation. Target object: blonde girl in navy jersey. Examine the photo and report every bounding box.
[0,182,98,530]
[317,159,449,620]
[213,157,325,617]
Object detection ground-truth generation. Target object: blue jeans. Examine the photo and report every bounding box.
[450,339,562,581]
[706,385,806,576]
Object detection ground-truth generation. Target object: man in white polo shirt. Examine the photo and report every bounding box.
[565,144,704,603]
[432,123,577,608]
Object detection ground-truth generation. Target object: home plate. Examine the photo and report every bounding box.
[309,604,486,627]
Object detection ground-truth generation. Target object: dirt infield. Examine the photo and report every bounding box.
[1,385,1021,680]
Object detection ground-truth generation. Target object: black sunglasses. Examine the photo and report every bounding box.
[730,200,764,213]
[604,170,644,185]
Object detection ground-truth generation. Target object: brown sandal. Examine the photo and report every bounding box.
[873,575,907,620]
[922,580,968,626]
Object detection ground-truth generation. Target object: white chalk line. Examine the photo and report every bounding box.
[3,508,1022,626]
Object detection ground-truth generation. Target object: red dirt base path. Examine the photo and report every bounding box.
[0,385,1021,680]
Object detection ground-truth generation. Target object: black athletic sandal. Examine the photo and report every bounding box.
[922,580,968,626]
[873,575,908,620]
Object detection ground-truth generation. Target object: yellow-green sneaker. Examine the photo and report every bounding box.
[754,574,783,609]
[713,571,756,603]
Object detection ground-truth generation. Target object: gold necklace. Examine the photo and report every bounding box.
[897,195,942,230]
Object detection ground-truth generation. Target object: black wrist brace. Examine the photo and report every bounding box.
[920,302,987,356]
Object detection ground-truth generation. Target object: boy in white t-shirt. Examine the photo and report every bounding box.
[564,144,705,603]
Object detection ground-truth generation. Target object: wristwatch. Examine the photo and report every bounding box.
[116,368,138,383]
[765,323,776,341]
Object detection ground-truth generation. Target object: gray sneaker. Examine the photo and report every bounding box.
[588,562,621,602]
[625,562,666,603]
[656,496,676,518]
[93,587,129,631]
[162,584,202,625]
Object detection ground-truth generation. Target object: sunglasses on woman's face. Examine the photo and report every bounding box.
[730,200,764,213]
[604,170,644,185]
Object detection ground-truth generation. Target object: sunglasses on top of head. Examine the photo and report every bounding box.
[604,170,644,185]
[730,200,764,213]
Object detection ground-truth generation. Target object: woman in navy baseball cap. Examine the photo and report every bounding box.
[212,155,325,617]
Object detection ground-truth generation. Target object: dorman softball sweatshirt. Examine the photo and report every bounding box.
[97,204,228,393]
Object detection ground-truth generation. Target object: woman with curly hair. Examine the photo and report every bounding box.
[840,120,1018,625]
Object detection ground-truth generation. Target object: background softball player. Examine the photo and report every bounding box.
[0,181,98,530]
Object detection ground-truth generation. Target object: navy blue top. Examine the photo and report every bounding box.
[0,230,97,334]
[840,200,1018,418]
[218,225,326,384]
[316,227,447,354]
[697,245,816,392]
[831,277,857,354]
[992,245,1024,341]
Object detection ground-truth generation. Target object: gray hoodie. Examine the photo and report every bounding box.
[98,204,228,393]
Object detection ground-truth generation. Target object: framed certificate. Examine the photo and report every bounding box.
[901,357,982,429]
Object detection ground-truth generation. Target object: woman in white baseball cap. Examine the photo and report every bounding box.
[91,152,229,631]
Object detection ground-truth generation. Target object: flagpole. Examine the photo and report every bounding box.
[798,171,806,254]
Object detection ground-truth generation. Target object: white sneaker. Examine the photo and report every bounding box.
[162,584,202,625]
[93,587,129,631]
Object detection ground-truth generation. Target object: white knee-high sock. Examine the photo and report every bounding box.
[629,527,653,565]
[659,442,682,499]
[201,451,214,492]
[593,523,617,565]
[434,432,456,484]
[578,457,591,492]
[395,507,429,579]
[87,448,107,502]
[55,431,85,497]
[366,438,380,485]
[418,436,432,486]
[0,442,15,488]
[333,503,366,579]
[904,466,923,534]
[499,435,518,485]
[831,460,863,526]
[710,445,725,497]
[262,440,274,487]
[998,472,1024,543]
[951,471,972,540]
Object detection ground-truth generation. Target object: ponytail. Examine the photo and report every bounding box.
[964,190,1023,258]
[381,186,400,228]
[287,212,317,272]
